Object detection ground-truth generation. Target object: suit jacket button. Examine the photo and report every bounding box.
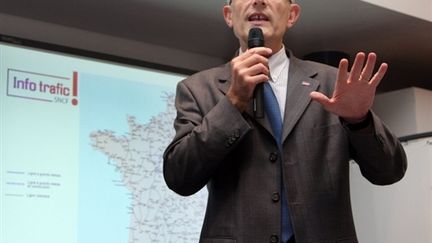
[271,192,280,202]
[269,152,278,163]
[270,234,279,243]
[225,142,231,148]
[234,129,241,138]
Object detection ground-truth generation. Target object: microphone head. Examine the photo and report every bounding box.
[248,28,264,48]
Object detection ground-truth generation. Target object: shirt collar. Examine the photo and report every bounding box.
[268,46,288,83]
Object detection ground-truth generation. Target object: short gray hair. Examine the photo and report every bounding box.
[226,0,295,5]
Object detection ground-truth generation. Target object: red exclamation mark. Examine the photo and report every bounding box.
[72,71,78,106]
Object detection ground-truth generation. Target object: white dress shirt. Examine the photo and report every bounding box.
[267,46,289,119]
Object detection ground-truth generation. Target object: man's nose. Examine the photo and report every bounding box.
[253,0,266,6]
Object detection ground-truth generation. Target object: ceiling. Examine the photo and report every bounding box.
[1,0,431,93]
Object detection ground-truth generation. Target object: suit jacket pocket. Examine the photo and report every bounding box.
[310,123,343,140]
[201,238,237,243]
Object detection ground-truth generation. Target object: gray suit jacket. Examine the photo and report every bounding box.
[163,53,407,243]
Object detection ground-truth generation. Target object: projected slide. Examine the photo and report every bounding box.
[0,43,207,243]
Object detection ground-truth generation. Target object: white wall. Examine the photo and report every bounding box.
[415,88,432,134]
[373,87,432,137]
[351,137,432,243]
[361,0,432,21]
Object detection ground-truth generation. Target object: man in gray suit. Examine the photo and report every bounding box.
[163,0,407,242]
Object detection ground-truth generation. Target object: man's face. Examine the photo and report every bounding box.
[223,0,300,50]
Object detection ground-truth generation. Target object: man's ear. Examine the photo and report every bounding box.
[287,4,301,28]
[223,5,233,28]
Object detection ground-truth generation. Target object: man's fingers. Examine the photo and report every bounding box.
[336,58,349,86]
[370,63,388,88]
[233,54,268,70]
[232,48,271,74]
[232,56,269,80]
[310,91,331,108]
[360,53,377,82]
[248,47,272,57]
[349,52,366,82]
[235,47,272,61]
[243,64,270,81]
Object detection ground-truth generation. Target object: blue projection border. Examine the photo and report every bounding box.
[0,34,195,76]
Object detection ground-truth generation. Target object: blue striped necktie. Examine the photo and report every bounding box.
[263,82,293,242]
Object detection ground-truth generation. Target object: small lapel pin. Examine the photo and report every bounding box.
[301,81,310,86]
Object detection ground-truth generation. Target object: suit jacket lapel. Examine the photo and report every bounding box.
[281,55,320,143]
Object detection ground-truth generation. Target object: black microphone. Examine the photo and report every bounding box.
[248,28,265,118]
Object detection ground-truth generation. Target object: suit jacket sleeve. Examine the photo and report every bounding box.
[345,111,407,185]
[163,80,252,196]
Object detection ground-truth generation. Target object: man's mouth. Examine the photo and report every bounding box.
[248,13,269,22]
